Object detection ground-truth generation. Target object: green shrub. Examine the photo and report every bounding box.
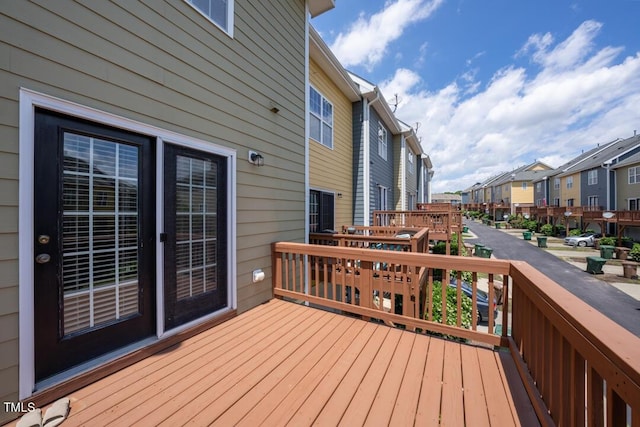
[432,241,459,256]
[629,243,640,262]
[569,229,583,236]
[599,236,616,246]
[523,219,538,232]
[540,224,553,236]
[424,280,472,331]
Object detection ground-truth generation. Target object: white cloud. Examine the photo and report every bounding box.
[380,20,640,193]
[329,0,444,70]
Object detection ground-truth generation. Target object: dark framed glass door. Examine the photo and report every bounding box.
[33,109,156,382]
[163,144,227,329]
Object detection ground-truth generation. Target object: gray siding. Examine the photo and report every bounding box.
[369,110,394,218]
[0,0,308,419]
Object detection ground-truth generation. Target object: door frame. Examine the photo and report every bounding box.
[19,88,237,399]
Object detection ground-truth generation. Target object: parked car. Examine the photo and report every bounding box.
[449,279,497,323]
[564,233,597,247]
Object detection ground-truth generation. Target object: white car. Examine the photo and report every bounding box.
[564,233,596,247]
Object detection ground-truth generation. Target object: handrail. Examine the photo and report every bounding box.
[273,242,509,346]
[271,242,640,426]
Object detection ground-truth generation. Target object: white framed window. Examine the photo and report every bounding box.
[566,176,573,189]
[309,86,333,149]
[567,198,574,207]
[186,0,234,35]
[407,150,415,173]
[522,182,527,190]
[588,196,599,207]
[554,178,560,189]
[630,198,640,210]
[377,124,387,160]
[536,182,541,191]
[588,169,598,185]
[629,166,640,184]
[553,198,560,206]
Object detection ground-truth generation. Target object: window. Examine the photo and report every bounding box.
[186,0,233,34]
[567,198,574,207]
[377,124,387,160]
[630,198,640,210]
[629,166,640,184]
[522,182,527,190]
[566,176,573,189]
[554,178,560,190]
[407,150,414,173]
[309,190,334,232]
[588,169,598,185]
[536,182,541,192]
[553,198,560,207]
[588,196,599,207]
[309,87,333,149]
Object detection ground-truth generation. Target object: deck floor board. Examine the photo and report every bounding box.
[51,299,538,426]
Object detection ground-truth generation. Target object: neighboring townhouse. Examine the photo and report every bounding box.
[419,154,434,204]
[0,0,334,422]
[490,161,553,212]
[349,72,403,225]
[555,135,640,209]
[533,144,608,207]
[612,150,640,211]
[308,26,360,232]
[395,120,423,211]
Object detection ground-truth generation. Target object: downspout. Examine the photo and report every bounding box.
[603,161,612,235]
[363,88,381,226]
[400,135,407,210]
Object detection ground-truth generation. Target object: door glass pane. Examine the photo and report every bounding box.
[174,155,219,300]
[62,132,140,335]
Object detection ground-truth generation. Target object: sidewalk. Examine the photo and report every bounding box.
[493,227,640,301]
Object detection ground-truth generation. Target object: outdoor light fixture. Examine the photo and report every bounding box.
[248,150,264,166]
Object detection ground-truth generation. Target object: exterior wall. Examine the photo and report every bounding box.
[550,176,562,205]
[561,173,582,206]
[352,100,365,225]
[0,0,308,418]
[580,168,607,209]
[616,161,640,209]
[405,146,418,209]
[512,181,534,205]
[308,58,353,229]
[369,110,394,217]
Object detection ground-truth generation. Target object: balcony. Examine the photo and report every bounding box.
[26,241,640,426]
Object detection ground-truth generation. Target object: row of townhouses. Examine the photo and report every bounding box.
[309,27,433,232]
[0,1,432,422]
[462,134,640,237]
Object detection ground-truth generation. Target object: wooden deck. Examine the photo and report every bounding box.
[54,299,538,426]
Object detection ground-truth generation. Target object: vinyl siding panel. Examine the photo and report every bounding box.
[0,0,308,416]
[309,58,354,230]
[616,162,640,209]
[370,111,394,216]
[511,182,533,204]
[352,101,365,225]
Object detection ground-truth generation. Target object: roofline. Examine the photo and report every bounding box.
[309,0,335,18]
[309,26,361,102]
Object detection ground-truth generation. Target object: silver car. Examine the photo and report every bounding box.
[564,233,596,247]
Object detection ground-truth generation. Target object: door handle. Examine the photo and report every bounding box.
[35,254,51,264]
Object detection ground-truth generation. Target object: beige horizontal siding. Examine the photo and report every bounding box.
[309,58,354,228]
[0,0,309,411]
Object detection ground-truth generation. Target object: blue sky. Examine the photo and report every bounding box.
[311,0,640,193]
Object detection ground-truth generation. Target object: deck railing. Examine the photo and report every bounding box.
[272,242,640,426]
[310,226,429,254]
